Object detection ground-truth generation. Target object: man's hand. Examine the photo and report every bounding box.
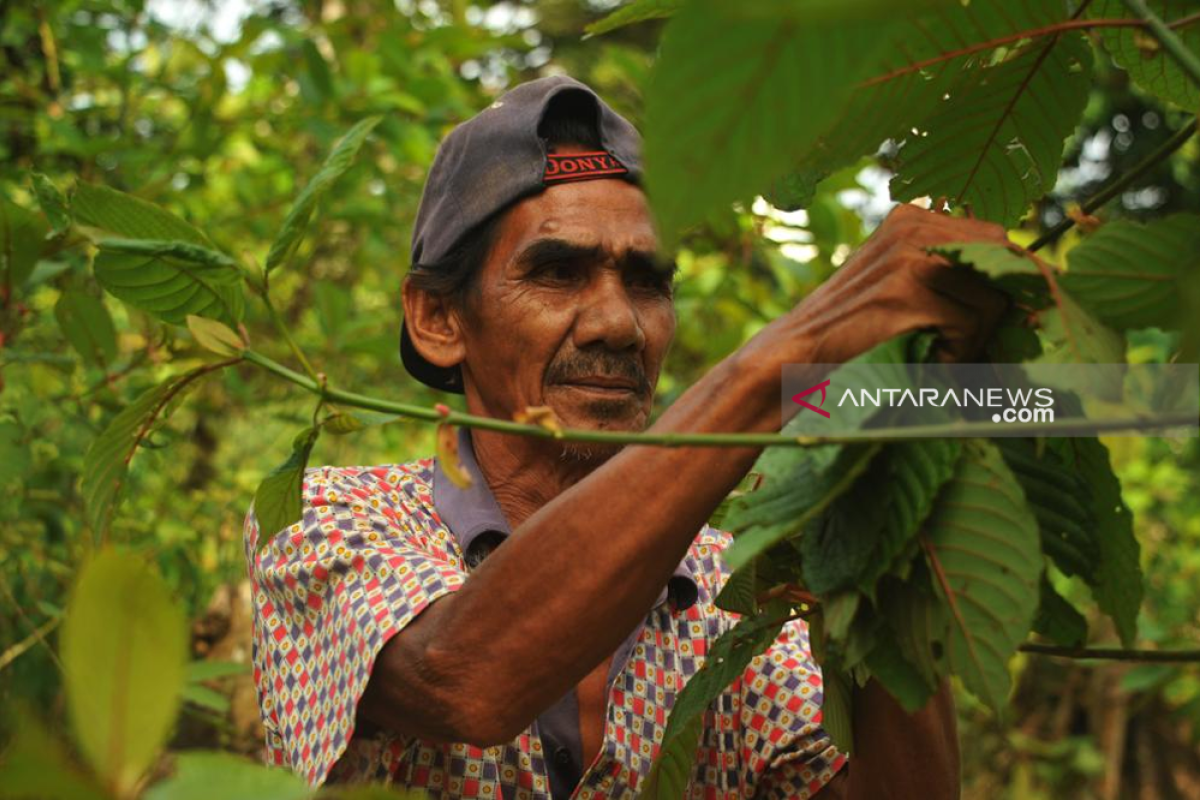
[790,203,1012,365]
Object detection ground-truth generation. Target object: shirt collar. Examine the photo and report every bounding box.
[432,427,698,612]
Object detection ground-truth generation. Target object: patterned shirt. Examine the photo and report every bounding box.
[245,434,847,799]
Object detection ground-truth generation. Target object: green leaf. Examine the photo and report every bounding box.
[265,117,381,274]
[921,439,1042,713]
[819,666,855,755]
[0,194,51,287]
[864,628,938,713]
[714,559,757,615]
[801,437,962,596]
[182,684,230,714]
[61,549,188,796]
[1033,290,1125,366]
[144,752,312,800]
[322,409,403,435]
[187,314,246,357]
[1061,215,1200,331]
[82,366,220,534]
[585,0,683,36]
[1033,576,1088,648]
[94,238,246,325]
[55,289,117,367]
[32,173,71,237]
[643,0,898,246]
[879,576,951,695]
[253,427,320,552]
[187,660,250,682]
[72,182,211,245]
[0,714,109,800]
[1091,0,1200,110]
[1056,436,1142,648]
[891,33,1093,226]
[643,607,788,800]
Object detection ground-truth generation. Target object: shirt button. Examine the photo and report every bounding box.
[554,746,572,767]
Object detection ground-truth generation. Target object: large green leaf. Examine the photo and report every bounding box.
[55,289,117,367]
[1091,0,1200,110]
[82,365,223,534]
[93,238,246,325]
[144,753,312,800]
[643,0,899,246]
[585,0,682,36]
[642,606,789,800]
[1033,291,1126,365]
[802,437,961,595]
[774,0,1077,207]
[265,116,381,274]
[253,426,320,551]
[1061,215,1200,331]
[72,182,212,245]
[61,550,187,796]
[891,32,1093,226]
[921,438,1041,713]
[818,665,855,755]
[1053,436,1143,647]
[1033,576,1088,648]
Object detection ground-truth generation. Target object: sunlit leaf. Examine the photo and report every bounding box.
[94,238,245,325]
[187,314,246,357]
[144,752,312,800]
[585,0,683,36]
[61,550,187,796]
[0,714,109,800]
[72,182,212,245]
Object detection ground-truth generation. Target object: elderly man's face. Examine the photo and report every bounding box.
[456,176,675,441]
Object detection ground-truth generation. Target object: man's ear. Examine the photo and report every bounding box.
[402,279,468,370]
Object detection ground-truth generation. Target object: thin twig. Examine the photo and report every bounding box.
[1030,118,1198,252]
[1020,642,1200,663]
[262,294,320,383]
[242,349,1197,448]
[1122,0,1200,89]
[0,617,62,673]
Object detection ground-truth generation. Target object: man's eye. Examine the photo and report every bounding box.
[537,262,578,282]
[628,269,674,294]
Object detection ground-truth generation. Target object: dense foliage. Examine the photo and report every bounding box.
[1,1,1199,798]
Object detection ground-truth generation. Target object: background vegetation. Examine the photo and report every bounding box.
[1,0,1198,798]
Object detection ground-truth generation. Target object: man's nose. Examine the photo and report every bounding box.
[573,270,646,353]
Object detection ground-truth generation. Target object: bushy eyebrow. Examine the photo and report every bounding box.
[512,238,677,278]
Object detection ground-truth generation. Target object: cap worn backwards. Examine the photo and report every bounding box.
[401,75,644,394]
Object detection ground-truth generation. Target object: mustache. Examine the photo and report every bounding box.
[544,348,651,395]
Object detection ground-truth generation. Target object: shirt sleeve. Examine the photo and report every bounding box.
[739,619,848,799]
[245,464,469,786]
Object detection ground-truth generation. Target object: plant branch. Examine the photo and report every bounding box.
[1020,642,1200,663]
[1029,117,1198,251]
[242,349,1198,448]
[261,293,319,382]
[1122,0,1200,89]
[861,15,1200,88]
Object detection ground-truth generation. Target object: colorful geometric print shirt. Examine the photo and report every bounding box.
[245,441,848,799]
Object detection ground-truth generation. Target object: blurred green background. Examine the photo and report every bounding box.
[1,1,1198,797]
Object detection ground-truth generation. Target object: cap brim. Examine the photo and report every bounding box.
[400,321,465,394]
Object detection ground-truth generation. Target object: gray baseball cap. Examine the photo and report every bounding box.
[401,75,644,394]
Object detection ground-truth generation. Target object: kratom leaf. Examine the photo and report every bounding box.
[322,409,404,435]
[93,238,246,325]
[1090,0,1200,111]
[0,194,51,286]
[182,684,230,714]
[777,0,1077,206]
[72,182,212,245]
[864,627,939,713]
[1056,436,1143,647]
[32,173,70,237]
[1033,576,1088,648]
[879,575,951,693]
[186,660,250,682]
[55,289,117,367]
[891,32,1093,226]
[714,559,757,615]
[585,0,683,36]
[82,366,222,534]
[1060,215,1200,331]
[921,438,1041,714]
[643,0,899,246]
[253,426,319,552]
[187,314,246,357]
[643,605,788,800]
[1033,291,1125,366]
[61,550,187,796]
[819,665,855,755]
[143,752,312,800]
[802,437,962,596]
[265,116,381,274]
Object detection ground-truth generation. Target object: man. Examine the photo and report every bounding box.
[246,76,1009,798]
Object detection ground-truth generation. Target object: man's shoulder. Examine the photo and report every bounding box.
[299,456,438,508]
